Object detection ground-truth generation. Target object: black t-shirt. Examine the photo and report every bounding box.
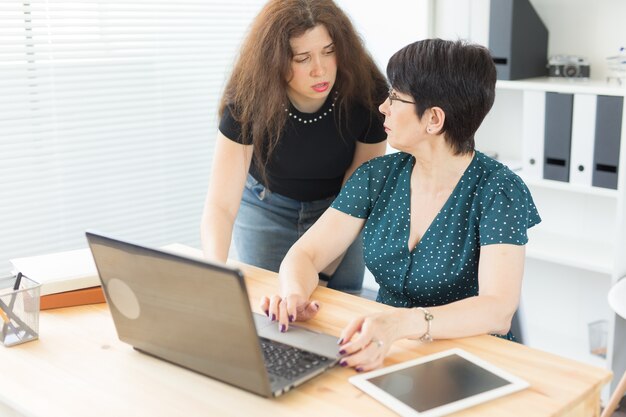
[219,92,386,201]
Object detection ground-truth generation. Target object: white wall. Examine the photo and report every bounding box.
[336,0,431,73]
[434,0,490,46]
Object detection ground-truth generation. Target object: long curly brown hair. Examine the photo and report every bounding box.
[219,0,387,183]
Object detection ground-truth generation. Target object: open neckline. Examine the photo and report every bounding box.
[287,90,337,115]
[405,152,478,254]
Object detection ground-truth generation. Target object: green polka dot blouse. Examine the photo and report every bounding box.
[331,150,541,312]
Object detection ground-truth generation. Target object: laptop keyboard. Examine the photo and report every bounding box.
[260,337,333,381]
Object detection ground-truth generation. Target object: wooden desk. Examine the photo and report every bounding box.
[0,248,612,417]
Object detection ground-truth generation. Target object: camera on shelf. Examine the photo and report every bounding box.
[548,55,591,78]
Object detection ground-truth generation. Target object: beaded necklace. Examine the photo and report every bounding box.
[284,91,338,124]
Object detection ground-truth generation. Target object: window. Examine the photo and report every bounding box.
[0,1,264,275]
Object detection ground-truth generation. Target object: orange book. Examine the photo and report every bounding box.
[40,286,106,310]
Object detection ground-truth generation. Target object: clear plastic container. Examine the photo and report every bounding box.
[0,274,41,347]
[588,319,608,358]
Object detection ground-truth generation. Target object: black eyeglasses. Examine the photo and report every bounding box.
[388,88,416,106]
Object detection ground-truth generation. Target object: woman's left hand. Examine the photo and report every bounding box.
[337,312,399,372]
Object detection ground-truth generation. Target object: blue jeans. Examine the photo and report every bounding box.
[232,175,365,294]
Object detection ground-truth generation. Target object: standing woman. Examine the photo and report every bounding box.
[201,0,387,293]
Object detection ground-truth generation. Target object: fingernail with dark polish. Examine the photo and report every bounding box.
[339,349,346,355]
[339,361,347,367]
[337,338,343,345]
[280,324,286,333]
[289,315,294,323]
[356,367,363,372]
[264,309,269,317]
[271,314,276,322]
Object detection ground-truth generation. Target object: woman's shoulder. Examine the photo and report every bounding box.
[472,151,542,233]
[474,151,521,182]
[473,151,533,199]
[219,103,251,144]
[359,151,412,172]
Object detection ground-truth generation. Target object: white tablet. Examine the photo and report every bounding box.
[349,348,529,417]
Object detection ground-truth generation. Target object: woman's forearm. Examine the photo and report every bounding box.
[200,206,235,263]
[201,133,253,262]
[393,295,517,342]
[278,246,320,299]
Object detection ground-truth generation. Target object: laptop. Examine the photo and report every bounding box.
[85,231,340,397]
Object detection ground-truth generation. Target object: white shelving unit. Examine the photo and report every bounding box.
[497,77,626,96]
[526,229,614,275]
[431,0,626,402]
[476,77,626,400]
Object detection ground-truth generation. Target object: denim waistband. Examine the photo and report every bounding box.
[244,174,336,212]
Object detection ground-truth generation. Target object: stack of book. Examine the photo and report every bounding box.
[10,248,105,310]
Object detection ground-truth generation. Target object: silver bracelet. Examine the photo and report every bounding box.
[417,307,434,342]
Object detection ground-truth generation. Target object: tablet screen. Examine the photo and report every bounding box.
[350,349,529,417]
[367,353,510,412]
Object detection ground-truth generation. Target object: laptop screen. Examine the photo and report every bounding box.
[86,231,272,396]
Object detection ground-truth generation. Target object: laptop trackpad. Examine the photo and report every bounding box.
[253,313,339,359]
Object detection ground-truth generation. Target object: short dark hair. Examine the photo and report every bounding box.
[386,39,496,155]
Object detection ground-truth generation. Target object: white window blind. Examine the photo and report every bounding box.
[0,0,264,276]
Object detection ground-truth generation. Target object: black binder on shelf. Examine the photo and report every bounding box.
[488,0,549,80]
[592,95,623,190]
[543,92,574,182]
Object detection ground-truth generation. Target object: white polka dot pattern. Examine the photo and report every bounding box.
[331,150,541,313]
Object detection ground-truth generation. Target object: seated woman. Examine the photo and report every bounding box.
[260,38,541,372]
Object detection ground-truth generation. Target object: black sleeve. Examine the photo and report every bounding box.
[218,105,253,145]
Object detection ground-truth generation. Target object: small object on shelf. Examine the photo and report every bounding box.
[548,55,591,78]
[606,47,626,85]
